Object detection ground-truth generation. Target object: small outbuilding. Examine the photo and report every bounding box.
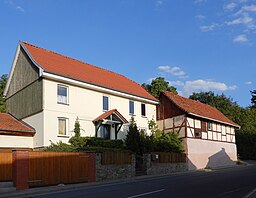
[157,91,240,170]
[0,113,35,150]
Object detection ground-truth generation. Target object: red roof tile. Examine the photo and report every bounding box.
[93,109,128,123]
[21,42,157,102]
[162,91,240,127]
[0,113,35,133]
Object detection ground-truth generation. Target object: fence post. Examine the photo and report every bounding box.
[12,150,29,190]
[88,153,96,182]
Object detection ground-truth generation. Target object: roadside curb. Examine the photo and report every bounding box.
[0,164,250,198]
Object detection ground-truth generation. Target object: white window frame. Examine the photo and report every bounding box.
[141,103,146,117]
[103,95,109,111]
[58,117,69,137]
[57,84,69,105]
[129,100,135,115]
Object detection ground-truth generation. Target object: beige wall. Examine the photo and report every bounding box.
[23,111,44,148]
[185,138,237,170]
[0,135,33,148]
[24,79,157,147]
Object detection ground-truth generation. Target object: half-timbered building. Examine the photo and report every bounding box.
[157,91,240,170]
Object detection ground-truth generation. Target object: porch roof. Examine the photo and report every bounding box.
[93,109,129,124]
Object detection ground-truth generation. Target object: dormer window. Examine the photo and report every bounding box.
[57,85,68,104]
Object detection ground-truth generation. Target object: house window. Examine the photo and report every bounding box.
[103,96,109,111]
[141,103,146,117]
[207,122,212,131]
[129,101,134,115]
[58,118,68,136]
[57,85,68,104]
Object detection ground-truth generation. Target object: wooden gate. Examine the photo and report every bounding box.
[28,152,89,187]
[0,152,12,181]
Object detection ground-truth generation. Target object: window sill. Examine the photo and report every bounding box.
[129,113,135,116]
[57,135,69,138]
[57,102,69,106]
[141,116,147,118]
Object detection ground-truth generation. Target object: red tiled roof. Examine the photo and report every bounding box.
[162,91,240,127]
[0,113,35,134]
[21,42,157,102]
[93,109,129,123]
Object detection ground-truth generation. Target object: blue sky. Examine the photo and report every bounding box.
[0,0,255,107]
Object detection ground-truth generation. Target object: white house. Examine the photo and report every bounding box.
[157,91,240,170]
[4,41,158,149]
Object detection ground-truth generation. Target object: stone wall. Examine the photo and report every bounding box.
[144,154,188,175]
[96,153,135,182]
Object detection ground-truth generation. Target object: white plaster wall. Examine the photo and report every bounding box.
[0,135,33,148]
[157,120,164,130]
[23,112,44,148]
[184,138,237,170]
[42,79,156,145]
[174,115,184,127]
[195,119,201,129]
[187,117,194,128]
[187,128,194,138]
[202,132,207,139]
[164,118,173,129]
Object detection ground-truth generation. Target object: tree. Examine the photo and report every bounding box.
[125,117,143,155]
[142,77,177,98]
[251,90,256,109]
[0,74,7,112]
[189,91,240,122]
[74,117,81,137]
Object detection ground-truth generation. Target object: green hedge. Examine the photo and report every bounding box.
[236,131,256,160]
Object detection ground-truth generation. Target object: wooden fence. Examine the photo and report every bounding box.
[0,152,12,181]
[152,152,186,163]
[28,152,90,187]
[101,151,132,165]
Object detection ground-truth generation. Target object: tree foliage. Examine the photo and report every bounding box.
[251,90,256,109]
[142,77,177,98]
[125,117,184,155]
[74,117,81,137]
[0,74,7,112]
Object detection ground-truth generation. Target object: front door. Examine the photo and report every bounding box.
[99,124,111,139]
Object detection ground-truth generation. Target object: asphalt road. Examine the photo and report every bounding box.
[32,165,256,198]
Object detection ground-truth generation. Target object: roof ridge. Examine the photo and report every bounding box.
[162,90,219,111]
[22,41,147,90]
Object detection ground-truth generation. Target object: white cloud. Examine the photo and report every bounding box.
[195,14,205,20]
[182,80,237,96]
[242,4,256,12]
[233,34,248,42]
[168,80,185,87]
[245,81,252,85]
[158,66,187,78]
[224,2,237,11]
[16,6,25,12]
[200,23,219,32]
[226,13,253,26]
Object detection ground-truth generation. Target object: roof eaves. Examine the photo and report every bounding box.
[43,71,159,104]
